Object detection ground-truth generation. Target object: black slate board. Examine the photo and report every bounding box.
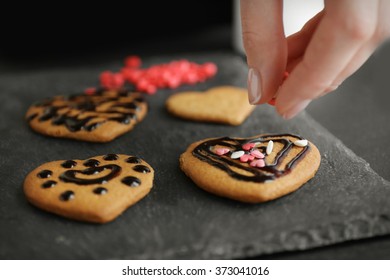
[1,53,390,259]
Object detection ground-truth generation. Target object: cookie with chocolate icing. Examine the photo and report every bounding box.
[25,88,147,142]
[23,154,154,223]
[165,86,255,125]
[180,134,321,203]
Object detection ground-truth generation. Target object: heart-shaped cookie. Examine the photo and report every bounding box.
[24,154,154,223]
[165,86,255,125]
[26,88,148,142]
[180,133,321,203]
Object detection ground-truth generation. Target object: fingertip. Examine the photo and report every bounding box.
[276,98,311,119]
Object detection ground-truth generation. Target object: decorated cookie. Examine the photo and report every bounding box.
[26,88,147,142]
[165,86,255,126]
[180,134,320,203]
[24,154,154,223]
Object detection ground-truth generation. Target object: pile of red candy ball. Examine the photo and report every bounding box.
[89,55,218,95]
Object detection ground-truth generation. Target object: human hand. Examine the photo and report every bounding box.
[240,0,390,119]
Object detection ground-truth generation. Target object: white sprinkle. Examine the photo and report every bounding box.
[266,140,273,155]
[231,150,245,159]
[294,139,308,147]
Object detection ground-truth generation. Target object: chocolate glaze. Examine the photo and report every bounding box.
[60,190,75,201]
[192,134,310,183]
[133,165,151,173]
[59,164,122,185]
[27,113,38,121]
[103,154,118,161]
[83,159,100,167]
[42,180,57,189]
[31,89,145,132]
[93,187,108,195]
[121,176,141,187]
[61,160,77,168]
[37,170,52,178]
[125,156,142,164]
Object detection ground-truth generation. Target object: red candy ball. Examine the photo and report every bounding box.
[94,56,218,94]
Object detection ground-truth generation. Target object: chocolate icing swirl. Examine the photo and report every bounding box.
[59,164,122,185]
[29,88,146,132]
[192,133,310,183]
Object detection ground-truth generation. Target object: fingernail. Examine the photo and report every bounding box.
[282,100,311,119]
[247,68,262,104]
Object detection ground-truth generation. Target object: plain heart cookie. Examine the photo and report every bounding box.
[165,86,255,125]
[26,88,148,143]
[23,154,154,223]
[180,133,321,203]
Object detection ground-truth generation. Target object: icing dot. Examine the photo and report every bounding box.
[41,180,57,189]
[37,170,52,179]
[121,176,141,187]
[60,190,75,201]
[93,187,108,195]
[125,156,142,164]
[133,165,151,173]
[83,159,100,167]
[103,154,119,161]
[61,160,77,168]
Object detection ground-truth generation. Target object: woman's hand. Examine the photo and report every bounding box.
[240,0,390,119]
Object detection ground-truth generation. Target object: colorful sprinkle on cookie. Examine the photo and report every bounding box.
[180,133,321,203]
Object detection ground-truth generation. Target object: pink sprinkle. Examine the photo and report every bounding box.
[250,149,265,159]
[250,159,265,168]
[242,143,256,151]
[215,148,229,156]
[240,154,255,162]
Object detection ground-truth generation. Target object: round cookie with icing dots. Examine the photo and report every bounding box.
[166,86,255,126]
[24,154,154,223]
[180,134,321,203]
[26,88,147,142]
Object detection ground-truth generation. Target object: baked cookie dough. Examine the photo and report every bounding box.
[26,88,147,142]
[180,133,320,203]
[166,86,255,126]
[24,154,154,223]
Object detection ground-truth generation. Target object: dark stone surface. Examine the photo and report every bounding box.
[1,53,390,259]
[306,41,390,182]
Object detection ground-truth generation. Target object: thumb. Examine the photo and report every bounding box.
[240,0,287,104]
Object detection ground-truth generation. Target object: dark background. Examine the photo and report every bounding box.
[0,2,233,69]
[1,1,390,259]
